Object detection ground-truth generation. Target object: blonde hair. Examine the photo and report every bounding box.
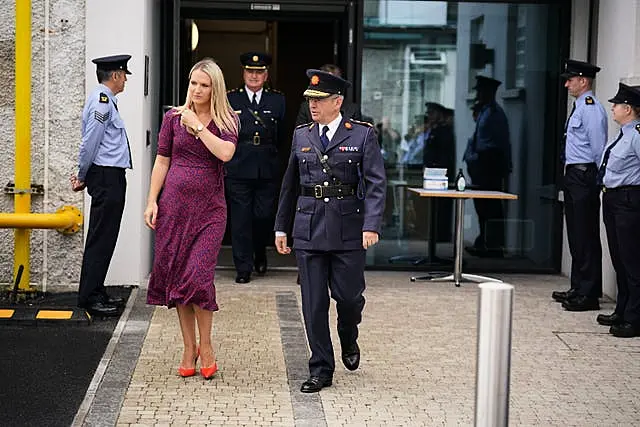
[175,58,239,137]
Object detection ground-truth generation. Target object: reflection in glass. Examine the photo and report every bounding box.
[361,1,565,272]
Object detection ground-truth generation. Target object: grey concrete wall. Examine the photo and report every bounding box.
[0,0,85,288]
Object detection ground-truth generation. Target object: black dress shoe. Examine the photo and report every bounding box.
[552,288,577,303]
[300,376,332,393]
[597,312,623,326]
[104,296,125,306]
[562,295,600,311]
[235,273,251,284]
[609,322,640,338]
[86,302,119,317]
[254,260,267,275]
[341,342,360,371]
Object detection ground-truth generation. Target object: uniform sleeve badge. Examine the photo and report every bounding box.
[585,96,594,105]
[99,93,109,103]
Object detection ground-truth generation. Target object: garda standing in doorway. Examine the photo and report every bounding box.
[597,83,640,337]
[274,70,386,393]
[552,60,607,311]
[226,52,286,284]
[70,55,132,317]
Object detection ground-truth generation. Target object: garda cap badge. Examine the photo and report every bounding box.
[252,55,259,62]
[585,96,594,105]
[310,75,320,85]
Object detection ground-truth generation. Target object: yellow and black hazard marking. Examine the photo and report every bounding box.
[0,307,91,325]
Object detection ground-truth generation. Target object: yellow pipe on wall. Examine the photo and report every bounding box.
[15,0,32,289]
[0,206,82,234]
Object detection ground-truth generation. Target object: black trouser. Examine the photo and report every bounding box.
[603,187,640,325]
[77,165,126,307]
[563,163,602,297]
[468,151,507,250]
[225,177,278,274]
[296,249,366,379]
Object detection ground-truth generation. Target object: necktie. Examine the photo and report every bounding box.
[113,101,133,169]
[597,129,624,186]
[560,102,576,164]
[251,93,258,109]
[320,126,330,149]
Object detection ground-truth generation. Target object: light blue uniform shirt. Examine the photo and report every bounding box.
[78,84,132,181]
[564,90,607,165]
[602,120,640,188]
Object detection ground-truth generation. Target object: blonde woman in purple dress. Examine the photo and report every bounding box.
[144,58,238,379]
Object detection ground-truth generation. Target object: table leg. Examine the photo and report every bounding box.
[410,196,503,286]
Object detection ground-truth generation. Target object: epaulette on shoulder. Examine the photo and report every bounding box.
[265,87,283,94]
[227,87,239,94]
[350,118,374,128]
[99,92,109,104]
[635,123,640,134]
[585,96,595,105]
[295,122,312,130]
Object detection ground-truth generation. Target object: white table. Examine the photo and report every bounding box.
[408,188,518,286]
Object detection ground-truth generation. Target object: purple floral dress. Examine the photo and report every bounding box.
[147,109,237,311]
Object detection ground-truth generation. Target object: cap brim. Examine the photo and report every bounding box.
[303,89,332,98]
[560,72,576,79]
[125,70,132,75]
[608,96,625,104]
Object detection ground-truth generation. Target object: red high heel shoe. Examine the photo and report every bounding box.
[177,347,200,378]
[200,362,218,380]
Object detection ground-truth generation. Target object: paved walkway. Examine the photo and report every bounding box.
[79,271,640,426]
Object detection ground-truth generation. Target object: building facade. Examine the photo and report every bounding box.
[0,0,638,302]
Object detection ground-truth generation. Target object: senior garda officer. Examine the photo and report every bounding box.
[70,54,132,317]
[226,52,286,284]
[274,70,386,393]
[596,83,640,337]
[552,59,608,311]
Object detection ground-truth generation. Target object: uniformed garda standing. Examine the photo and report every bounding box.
[226,52,286,284]
[70,55,132,316]
[596,83,640,337]
[274,70,386,393]
[551,59,608,311]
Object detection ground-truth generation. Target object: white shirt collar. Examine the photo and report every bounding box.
[318,113,343,141]
[245,86,263,104]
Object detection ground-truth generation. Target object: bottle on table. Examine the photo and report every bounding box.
[455,168,466,192]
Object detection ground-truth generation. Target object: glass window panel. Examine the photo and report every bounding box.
[362,1,566,273]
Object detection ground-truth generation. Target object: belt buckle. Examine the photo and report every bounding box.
[313,185,323,199]
[252,135,260,145]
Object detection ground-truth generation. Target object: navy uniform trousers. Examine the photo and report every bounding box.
[603,187,640,326]
[225,176,279,274]
[296,249,366,378]
[77,165,126,307]
[563,163,603,298]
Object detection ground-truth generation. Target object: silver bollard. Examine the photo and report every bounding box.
[474,282,514,427]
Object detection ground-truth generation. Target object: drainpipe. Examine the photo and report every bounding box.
[14,0,32,290]
[42,0,51,293]
[5,0,83,292]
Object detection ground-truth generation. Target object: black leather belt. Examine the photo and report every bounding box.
[602,185,640,193]
[566,163,596,172]
[242,136,273,146]
[301,184,357,199]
